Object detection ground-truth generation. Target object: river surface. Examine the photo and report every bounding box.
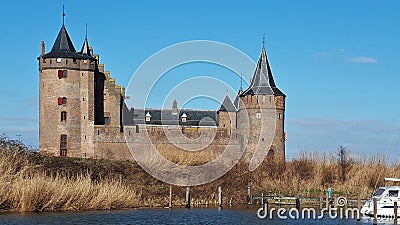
[0,206,396,225]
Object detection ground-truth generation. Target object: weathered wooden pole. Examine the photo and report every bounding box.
[394,201,398,225]
[247,186,253,205]
[325,193,329,209]
[344,195,348,219]
[333,194,338,209]
[218,186,222,209]
[357,194,361,221]
[373,197,377,225]
[185,187,191,209]
[319,195,323,210]
[169,185,172,208]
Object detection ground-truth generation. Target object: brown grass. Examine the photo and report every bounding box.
[0,148,141,212]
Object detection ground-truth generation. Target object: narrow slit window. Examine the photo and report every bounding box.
[61,111,67,122]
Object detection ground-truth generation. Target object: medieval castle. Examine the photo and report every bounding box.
[38,20,286,162]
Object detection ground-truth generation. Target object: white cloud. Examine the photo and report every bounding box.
[348,57,378,63]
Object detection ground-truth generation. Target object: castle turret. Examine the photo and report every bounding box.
[238,44,286,161]
[218,95,237,129]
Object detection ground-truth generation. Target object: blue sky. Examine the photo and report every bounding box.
[0,1,399,160]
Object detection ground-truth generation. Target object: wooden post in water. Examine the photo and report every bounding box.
[319,195,323,210]
[247,186,253,205]
[357,194,361,221]
[169,185,172,208]
[218,186,222,209]
[333,194,338,209]
[373,197,377,225]
[185,187,191,209]
[394,201,398,225]
[325,193,329,209]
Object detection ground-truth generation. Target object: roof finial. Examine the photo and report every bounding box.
[85,23,88,40]
[62,5,65,26]
[240,73,243,92]
[262,33,265,48]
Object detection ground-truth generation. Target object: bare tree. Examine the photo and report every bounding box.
[337,146,352,182]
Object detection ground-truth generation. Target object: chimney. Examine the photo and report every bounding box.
[172,99,178,114]
[40,41,45,55]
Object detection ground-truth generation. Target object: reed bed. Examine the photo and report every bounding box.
[1,133,399,211]
[0,148,140,212]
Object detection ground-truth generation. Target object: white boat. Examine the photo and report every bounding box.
[361,178,400,218]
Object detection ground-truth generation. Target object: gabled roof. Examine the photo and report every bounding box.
[240,47,285,97]
[219,95,237,112]
[124,107,217,126]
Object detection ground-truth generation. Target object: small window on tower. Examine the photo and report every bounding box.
[104,117,110,125]
[58,70,63,79]
[62,97,67,105]
[61,111,67,122]
[73,59,77,64]
[60,134,67,156]
[62,70,67,78]
[255,113,261,119]
[58,97,63,105]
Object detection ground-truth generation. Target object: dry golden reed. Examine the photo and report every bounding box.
[0,148,140,212]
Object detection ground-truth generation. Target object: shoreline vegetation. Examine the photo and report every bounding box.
[0,135,399,212]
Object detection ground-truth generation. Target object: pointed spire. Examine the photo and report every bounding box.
[62,5,65,26]
[240,43,285,97]
[262,34,265,49]
[239,73,243,94]
[80,23,93,58]
[219,95,237,112]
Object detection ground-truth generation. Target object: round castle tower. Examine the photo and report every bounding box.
[237,46,286,161]
[38,24,98,157]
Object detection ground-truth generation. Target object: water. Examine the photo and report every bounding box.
[0,207,395,225]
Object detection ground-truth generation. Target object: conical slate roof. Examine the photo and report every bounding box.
[79,38,96,59]
[240,47,285,97]
[219,95,237,112]
[42,25,93,59]
[51,25,76,52]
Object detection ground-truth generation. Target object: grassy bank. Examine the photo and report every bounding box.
[0,137,399,212]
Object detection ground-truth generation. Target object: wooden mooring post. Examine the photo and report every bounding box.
[357,195,361,221]
[395,201,398,225]
[373,197,377,225]
[247,186,253,205]
[218,186,222,209]
[168,185,172,208]
[319,195,323,210]
[185,187,191,209]
[325,193,329,209]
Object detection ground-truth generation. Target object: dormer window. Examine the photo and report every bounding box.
[145,112,151,122]
[181,113,187,123]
